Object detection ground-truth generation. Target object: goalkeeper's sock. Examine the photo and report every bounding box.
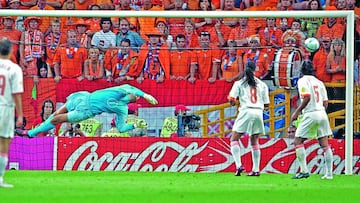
[295,145,309,173]
[28,114,55,137]
[0,153,8,178]
[251,145,260,172]
[230,141,242,168]
[323,146,333,176]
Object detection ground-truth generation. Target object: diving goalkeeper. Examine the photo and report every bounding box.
[16,84,158,137]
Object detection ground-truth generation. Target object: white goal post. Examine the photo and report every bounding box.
[0,9,355,175]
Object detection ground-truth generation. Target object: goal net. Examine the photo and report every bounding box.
[0,8,357,174]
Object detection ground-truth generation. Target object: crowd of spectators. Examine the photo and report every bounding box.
[1,0,359,137]
[0,0,358,86]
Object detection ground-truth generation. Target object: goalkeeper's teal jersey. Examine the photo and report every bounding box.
[66,84,145,133]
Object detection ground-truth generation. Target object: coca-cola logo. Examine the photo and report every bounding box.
[58,138,360,174]
[63,141,215,172]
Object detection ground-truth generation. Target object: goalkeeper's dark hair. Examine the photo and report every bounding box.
[241,61,257,87]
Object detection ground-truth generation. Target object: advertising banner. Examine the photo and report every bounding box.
[57,137,360,174]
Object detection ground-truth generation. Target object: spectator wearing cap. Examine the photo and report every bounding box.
[73,18,91,49]
[29,0,56,33]
[119,103,148,137]
[20,16,45,81]
[160,104,191,137]
[0,16,22,64]
[6,0,26,32]
[91,17,116,59]
[129,28,170,84]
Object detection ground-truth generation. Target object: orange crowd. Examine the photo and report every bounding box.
[0,0,359,86]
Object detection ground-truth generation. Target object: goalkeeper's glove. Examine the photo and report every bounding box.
[144,93,158,105]
[134,119,148,128]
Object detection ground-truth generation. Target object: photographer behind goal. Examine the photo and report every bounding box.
[160,105,200,137]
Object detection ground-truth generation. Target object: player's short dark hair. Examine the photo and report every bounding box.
[0,38,12,56]
[301,60,315,76]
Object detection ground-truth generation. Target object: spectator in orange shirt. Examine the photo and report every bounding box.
[0,17,22,64]
[74,19,91,49]
[156,18,174,49]
[170,34,191,80]
[20,17,45,81]
[228,18,256,47]
[167,0,187,37]
[29,0,56,34]
[242,34,269,79]
[194,0,216,34]
[245,0,267,33]
[45,18,67,77]
[136,0,163,39]
[183,19,199,49]
[316,17,345,42]
[219,41,243,82]
[132,29,170,84]
[222,0,241,27]
[164,0,187,10]
[104,39,139,83]
[313,35,332,82]
[74,0,95,10]
[258,17,283,61]
[84,47,105,81]
[208,18,232,48]
[60,0,77,32]
[326,38,346,83]
[53,29,88,83]
[85,4,102,37]
[189,31,220,83]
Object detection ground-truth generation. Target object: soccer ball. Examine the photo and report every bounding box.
[304,37,320,52]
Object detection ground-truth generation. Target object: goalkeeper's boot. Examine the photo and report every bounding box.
[321,174,333,180]
[15,129,30,137]
[292,172,310,179]
[0,180,14,188]
[234,165,245,176]
[247,171,260,177]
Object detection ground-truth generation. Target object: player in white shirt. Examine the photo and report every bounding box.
[291,60,333,180]
[0,38,24,188]
[228,61,270,177]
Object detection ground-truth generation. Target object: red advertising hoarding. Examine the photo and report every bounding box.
[57,137,360,174]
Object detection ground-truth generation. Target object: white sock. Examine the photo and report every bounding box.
[0,153,8,180]
[324,146,333,176]
[230,141,242,168]
[251,145,260,172]
[295,145,309,173]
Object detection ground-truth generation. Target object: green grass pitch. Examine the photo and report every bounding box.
[1,171,359,203]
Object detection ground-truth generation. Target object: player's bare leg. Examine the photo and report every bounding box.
[292,137,310,179]
[247,134,260,176]
[318,136,333,179]
[16,105,70,137]
[230,132,245,176]
[0,138,13,188]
